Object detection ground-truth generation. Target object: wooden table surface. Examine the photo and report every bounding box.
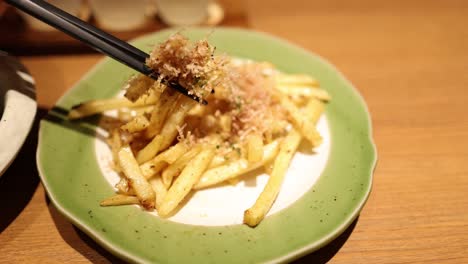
[1,0,468,263]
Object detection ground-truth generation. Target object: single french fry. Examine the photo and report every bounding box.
[158,147,215,217]
[100,194,139,206]
[136,135,164,164]
[121,115,150,133]
[303,98,325,125]
[140,161,167,180]
[118,145,155,210]
[107,129,122,172]
[276,85,331,102]
[161,145,203,188]
[306,87,331,102]
[275,74,319,87]
[156,142,191,164]
[219,114,232,133]
[263,160,274,175]
[149,177,167,210]
[243,129,301,227]
[194,140,280,189]
[246,133,264,163]
[68,89,159,119]
[187,103,204,116]
[69,98,134,119]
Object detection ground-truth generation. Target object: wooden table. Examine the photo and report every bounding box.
[1,0,468,262]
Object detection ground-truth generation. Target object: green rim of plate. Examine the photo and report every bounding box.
[37,27,377,264]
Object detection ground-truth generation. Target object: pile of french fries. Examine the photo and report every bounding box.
[69,61,329,227]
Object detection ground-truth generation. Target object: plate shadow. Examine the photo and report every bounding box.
[292,216,359,263]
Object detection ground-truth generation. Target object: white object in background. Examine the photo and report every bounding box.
[89,0,149,31]
[18,0,86,31]
[155,0,209,26]
[204,1,224,26]
[0,89,36,176]
[0,54,37,178]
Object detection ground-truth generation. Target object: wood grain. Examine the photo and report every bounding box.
[1,0,468,263]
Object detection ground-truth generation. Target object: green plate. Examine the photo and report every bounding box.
[37,28,376,263]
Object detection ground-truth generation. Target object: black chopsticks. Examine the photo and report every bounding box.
[6,0,205,104]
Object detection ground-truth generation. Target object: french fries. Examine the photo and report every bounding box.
[139,141,190,179]
[194,140,280,189]
[244,98,325,227]
[159,96,197,150]
[145,91,180,138]
[161,145,203,188]
[76,41,330,227]
[68,89,159,119]
[135,96,198,165]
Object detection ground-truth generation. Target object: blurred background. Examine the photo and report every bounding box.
[0,0,244,55]
[1,0,468,263]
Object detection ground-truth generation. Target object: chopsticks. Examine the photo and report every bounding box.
[6,0,206,104]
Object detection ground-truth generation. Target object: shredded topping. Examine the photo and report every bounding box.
[225,62,285,140]
[145,33,227,101]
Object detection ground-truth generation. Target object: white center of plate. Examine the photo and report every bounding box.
[95,116,331,226]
